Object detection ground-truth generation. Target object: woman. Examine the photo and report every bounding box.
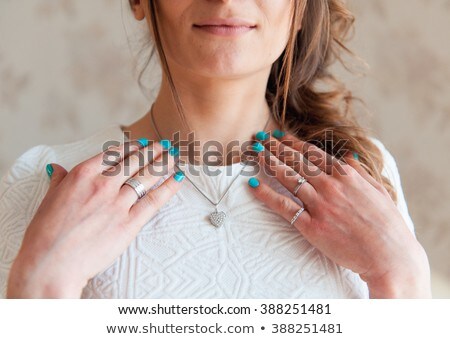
[0,0,431,298]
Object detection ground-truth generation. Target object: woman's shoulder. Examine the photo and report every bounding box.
[0,123,125,298]
[367,135,416,236]
[367,136,400,182]
[0,122,125,219]
[2,123,124,180]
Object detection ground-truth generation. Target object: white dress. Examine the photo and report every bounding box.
[0,123,416,298]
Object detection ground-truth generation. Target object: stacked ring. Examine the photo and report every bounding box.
[123,177,147,200]
[290,207,305,225]
[293,176,307,196]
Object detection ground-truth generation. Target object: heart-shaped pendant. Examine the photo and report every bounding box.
[209,210,226,228]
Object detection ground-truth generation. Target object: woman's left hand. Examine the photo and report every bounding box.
[248,132,431,298]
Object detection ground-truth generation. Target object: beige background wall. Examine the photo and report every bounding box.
[0,0,449,296]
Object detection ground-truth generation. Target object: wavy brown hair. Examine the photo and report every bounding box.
[129,0,397,203]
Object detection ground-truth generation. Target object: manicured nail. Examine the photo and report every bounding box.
[255,131,269,141]
[272,129,286,139]
[252,142,265,153]
[169,146,179,157]
[174,171,185,182]
[137,138,149,148]
[248,177,260,188]
[46,164,54,178]
[159,139,171,150]
[353,152,359,160]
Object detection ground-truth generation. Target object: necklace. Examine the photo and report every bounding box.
[149,103,271,228]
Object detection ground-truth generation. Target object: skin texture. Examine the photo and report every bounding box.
[7,0,431,298]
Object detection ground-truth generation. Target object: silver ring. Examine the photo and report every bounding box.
[290,207,305,225]
[293,176,307,196]
[123,178,147,200]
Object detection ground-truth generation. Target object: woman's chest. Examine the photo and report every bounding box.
[81,177,369,299]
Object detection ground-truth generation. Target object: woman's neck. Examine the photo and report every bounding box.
[123,70,280,166]
[154,71,276,143]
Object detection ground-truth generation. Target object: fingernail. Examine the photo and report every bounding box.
[353,152,359,160]
[248,177,260,188]
[272,129,285,139]
[255,131,269,141]
[137,138,149,148]
[252,142,265,153]
[159,139,171,150]
[174,171,185,182]
[169,146,179,157]
[46,164,54,178]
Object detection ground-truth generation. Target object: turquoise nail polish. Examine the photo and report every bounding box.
[46,164,54,178]
[169,146,179,157]
[255,131,269,141]
[174,171,185,182]
[252,142,265,153]
[248,177,260,188]
[159,139,171,149]
[272,129,286,139]
[353,152,359,160]
[137,138,149,147]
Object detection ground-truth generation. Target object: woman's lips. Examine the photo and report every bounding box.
[193,24,255,37]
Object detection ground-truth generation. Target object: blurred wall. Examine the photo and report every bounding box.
[0,0,449,297]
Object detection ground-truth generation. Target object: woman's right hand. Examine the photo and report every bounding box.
[6,139,184,298]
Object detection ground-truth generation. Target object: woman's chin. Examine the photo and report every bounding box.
[192,66,255,79]
[188,58,257,79]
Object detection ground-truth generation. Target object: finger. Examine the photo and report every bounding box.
[81,138,148,175]
[128,170,186,227]
[253,135,327,185]
[344,152,390,197]
[103,139,169,184]
[46,163,68,191]
[247,176,312,233]
[119,149,177,206]
[256,149,318,208]
[275,132,347,176]
[101,139,162,175]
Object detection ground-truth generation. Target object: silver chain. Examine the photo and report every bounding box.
[149,103,271,209]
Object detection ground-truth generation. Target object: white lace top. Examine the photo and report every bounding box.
[0,123,415,298]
